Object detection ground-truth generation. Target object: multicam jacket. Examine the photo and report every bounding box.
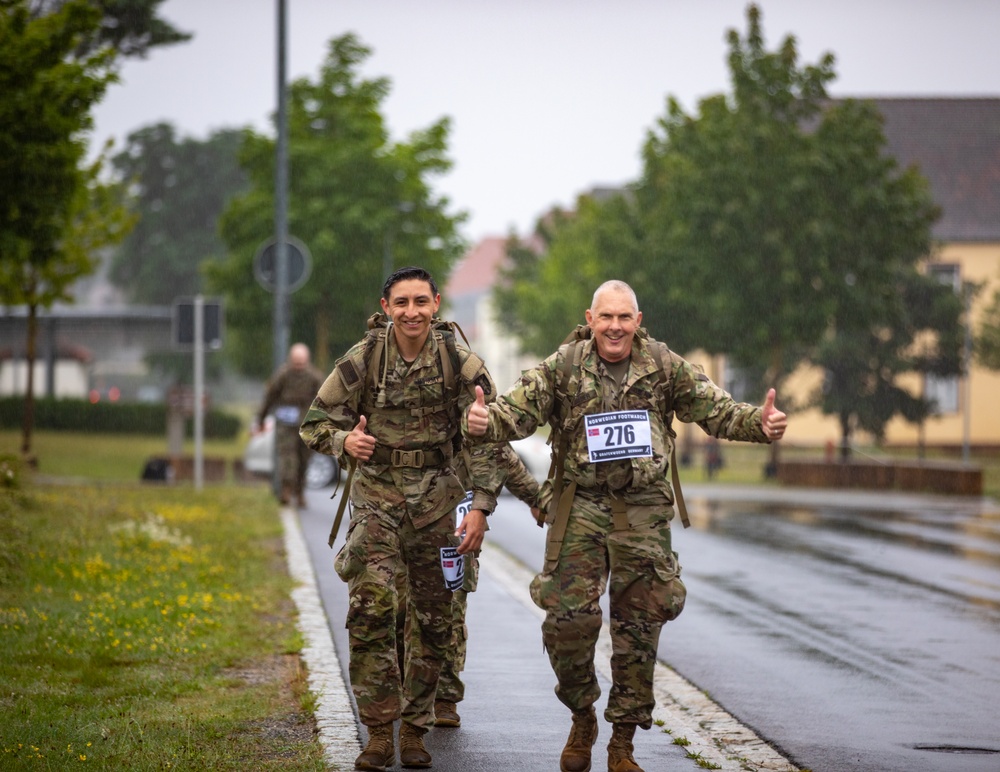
[301,325,501,529]
[258,362,324,427]
[463,329,769,510]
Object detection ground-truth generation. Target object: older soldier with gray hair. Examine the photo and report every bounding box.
[464,279,787,772]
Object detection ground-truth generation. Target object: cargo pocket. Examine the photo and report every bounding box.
[529,568,560,612]
[652,550,687,622]
[333,518,366,582]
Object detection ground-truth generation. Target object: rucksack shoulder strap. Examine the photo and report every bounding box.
[646,338,689,529]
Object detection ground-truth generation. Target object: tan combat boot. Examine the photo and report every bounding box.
[354,722,394,771]
[434,698,461,727]
[399,722,432,768]
[607,723,643,772]
[560,706,598,772]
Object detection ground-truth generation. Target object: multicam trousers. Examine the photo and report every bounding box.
[275,424,310,493]
[397,552,479,704]
[529,488,687,728]
[335,503,460,727]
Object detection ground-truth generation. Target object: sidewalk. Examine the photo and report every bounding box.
[284,486,809,771]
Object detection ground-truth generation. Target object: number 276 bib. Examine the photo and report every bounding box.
[584,410,652,463]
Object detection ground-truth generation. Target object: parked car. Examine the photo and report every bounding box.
[510,434,551,483]
[243,417,340,489]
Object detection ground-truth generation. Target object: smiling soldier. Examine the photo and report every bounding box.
[463,279,787,772]
[300,266,501,771]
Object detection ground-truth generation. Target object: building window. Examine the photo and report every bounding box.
[924,262,961,415]
[925,374,959,414]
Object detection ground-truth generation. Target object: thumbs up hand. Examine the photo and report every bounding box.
[466,385,489,437]
[761,388,787,441]
[345,414,376,460]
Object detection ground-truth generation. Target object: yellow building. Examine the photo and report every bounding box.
[786,98,1000,450]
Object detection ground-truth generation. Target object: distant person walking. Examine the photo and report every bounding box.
[255,343,323,507]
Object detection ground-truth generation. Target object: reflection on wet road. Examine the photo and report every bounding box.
[666,486,1000,772]
[486,485,1000,772]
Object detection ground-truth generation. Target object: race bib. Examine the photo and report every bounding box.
[584,410,653,463]
[455,490,474,528]
[439,546,465,591]
[274,405,301,425]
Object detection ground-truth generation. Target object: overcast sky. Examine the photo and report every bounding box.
[91,0,1000,242]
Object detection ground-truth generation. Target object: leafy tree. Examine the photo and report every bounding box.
[29,0,190,57]
[0,0,188,461]
[498,4,956,458]
[813,272,963,457]
[806,98,955,456]
[0,1,116,459]
[975,278,1000,371]
[206,33,466,378]
[496,5,835,380]
[638,5,837,393]
[495,194,649,357]
[109,123,249,304]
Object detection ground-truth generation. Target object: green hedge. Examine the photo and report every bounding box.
[0,397,241,439]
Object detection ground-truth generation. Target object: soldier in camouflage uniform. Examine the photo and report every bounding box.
[256,343,324,507]
[300,266,501,771]
[464,280,787,772]
[396,441,541,728]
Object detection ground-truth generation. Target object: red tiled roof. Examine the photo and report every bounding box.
[446,236,510,297]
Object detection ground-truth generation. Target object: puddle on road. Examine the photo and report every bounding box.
[913,744,1000,755]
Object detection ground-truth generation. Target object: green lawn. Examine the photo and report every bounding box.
[1,429,249,483]
[0,456,328,770]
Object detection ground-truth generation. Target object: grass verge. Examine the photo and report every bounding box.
[0,475,327,771]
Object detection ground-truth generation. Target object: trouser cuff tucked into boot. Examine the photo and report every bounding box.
[607,723,643,772]
[560,706,598,772]
[354,722,394,771]
[399,722,432,768]
[433,699,461,727]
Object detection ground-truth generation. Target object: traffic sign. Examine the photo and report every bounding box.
[254,236,312,293]
[173,298,224,350]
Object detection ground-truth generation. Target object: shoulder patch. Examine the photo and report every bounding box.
[460,351,485,382]
[338,358,362,389]
[319,351,365,403]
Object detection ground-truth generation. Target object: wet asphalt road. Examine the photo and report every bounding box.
[301,483,1000,772]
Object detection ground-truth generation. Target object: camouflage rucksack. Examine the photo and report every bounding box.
[326,313,479,547]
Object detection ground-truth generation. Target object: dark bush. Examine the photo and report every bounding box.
[0,398,241,439]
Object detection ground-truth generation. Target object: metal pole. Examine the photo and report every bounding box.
[193,294,204,491]
[273,0,289,372]
[962,286,972,463]
[271,0,290,499]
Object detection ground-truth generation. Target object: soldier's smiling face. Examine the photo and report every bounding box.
[586,288,642,363]
[381,278,441,348]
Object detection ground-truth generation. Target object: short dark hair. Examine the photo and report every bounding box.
[382,266,438,300]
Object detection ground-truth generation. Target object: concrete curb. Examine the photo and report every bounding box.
[281,507,361,770]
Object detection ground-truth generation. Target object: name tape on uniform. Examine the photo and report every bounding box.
[584,410,652,463]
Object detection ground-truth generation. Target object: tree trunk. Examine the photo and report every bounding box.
[764,350,783,479]
[314,306,331,372]
[838,411,852,462]
[20,301,38,465]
